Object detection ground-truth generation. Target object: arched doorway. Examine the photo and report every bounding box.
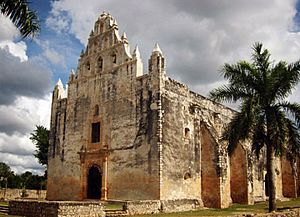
[87,165,102,199]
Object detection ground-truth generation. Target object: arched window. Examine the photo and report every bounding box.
[98,57,103,71]
[184,127,190,138]
[184,172,191,180]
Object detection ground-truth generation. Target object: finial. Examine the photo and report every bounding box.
[101,11,107,17]
[133,45,141,58]
[121,32,127,40]
[56,78,63,87]
[152,43,162,54]
[70,69,75,75]
[113,19,118,26]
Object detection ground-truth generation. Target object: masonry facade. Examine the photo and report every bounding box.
[47,12,300,208]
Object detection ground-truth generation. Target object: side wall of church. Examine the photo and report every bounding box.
[160,78,237,207]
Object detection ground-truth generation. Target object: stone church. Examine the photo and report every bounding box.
[47,12,300,208]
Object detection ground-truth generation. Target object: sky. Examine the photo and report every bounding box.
[1,0,300,174]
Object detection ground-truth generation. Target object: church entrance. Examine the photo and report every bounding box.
[87,165,102,199]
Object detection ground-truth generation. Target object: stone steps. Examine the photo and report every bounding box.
[105,209,128,217]
[0,205,9,214]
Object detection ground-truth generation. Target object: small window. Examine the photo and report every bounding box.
[98,57,103,71]
[86,61,91,70]
[112,53,117,64]
[91,122,100,143]
[94,105,99,116]
[184,127,190,138]
[184,172,191,180]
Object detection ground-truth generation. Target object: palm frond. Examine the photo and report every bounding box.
[209,85,250,103]
[0,0,40,37]
[252,42,271,74]
[221,61,259,93]
[267,108,288,156]
[271,60,300,101]
[224,98,257,155]
[279,102,300,127]
[285,118,300,161]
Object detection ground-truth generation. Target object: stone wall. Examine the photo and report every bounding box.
[0,188,46,200]
[125,199,203,215]
[125,200,161,215]
[9,200,105,217]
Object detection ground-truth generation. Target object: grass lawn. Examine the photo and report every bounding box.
[0,202,8,207]
[104,203,124,210]
[127,197,300,217]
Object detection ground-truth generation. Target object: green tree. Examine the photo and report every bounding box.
[30,125,49,166]
[209,42,300,212]
[0,0,40,37]
[0,162,12,178]
[0,162,13,196]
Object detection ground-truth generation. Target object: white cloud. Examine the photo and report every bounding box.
[0,95,51,174]
[0,49,52,105]
[46,0,103,44]
[0,40,28,62]
[35,39,66,67]
[0,152,45,175]
[0,14,28,62]
[0,14,19,41]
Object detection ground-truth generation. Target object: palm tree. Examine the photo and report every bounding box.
[209,42,300,212]
[0,0,40,38]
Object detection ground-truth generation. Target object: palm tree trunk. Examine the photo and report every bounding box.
[266,143,276,212]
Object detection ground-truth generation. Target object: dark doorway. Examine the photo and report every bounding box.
[87,165,102,199]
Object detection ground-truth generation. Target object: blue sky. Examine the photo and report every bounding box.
[1,0,300,174]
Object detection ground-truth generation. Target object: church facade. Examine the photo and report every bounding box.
[47,12,300,208]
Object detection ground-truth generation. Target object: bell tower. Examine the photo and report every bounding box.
[149,43,166,90]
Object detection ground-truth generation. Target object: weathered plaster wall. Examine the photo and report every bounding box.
[281,157,297,198]
[160,79,236,208]
[160,81,201,201]
[252,155,266,202]
[200,124,221,207]
[230,144,248,204]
